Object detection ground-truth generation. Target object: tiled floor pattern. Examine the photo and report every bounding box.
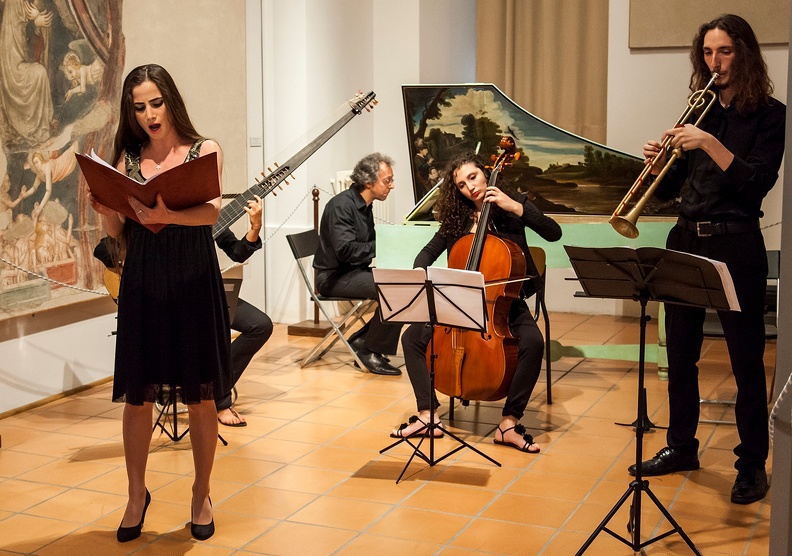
[0,312,775,555]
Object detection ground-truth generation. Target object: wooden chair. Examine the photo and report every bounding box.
[528,246,554,404]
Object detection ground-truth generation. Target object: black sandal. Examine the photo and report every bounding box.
[494,423,540,453]
[390,415,444,438]
[217,407,247,427]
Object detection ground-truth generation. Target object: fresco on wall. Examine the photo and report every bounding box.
[403,84,679,219]
[0,0,124,317]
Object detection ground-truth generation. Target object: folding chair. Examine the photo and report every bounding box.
[699,249,779,424]
[528,246,554,404]
[286,229,374,370]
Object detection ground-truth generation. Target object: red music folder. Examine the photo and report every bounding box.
[77,150,220,233]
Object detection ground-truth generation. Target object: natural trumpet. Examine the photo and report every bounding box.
[609,73,720,238]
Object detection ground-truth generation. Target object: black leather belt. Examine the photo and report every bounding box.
[676,217,759,237]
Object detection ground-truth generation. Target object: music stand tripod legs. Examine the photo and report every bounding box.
[380,332,501,484]
[153,385,228,446]
[575,294,699,555]
[562,245,731,555]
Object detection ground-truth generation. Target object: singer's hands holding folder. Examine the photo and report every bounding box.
[87,190,116,217]
[127,192,170,226]
[87,188,176,234]
[88,189,126,238]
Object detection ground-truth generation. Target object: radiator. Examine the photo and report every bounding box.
[332,170,388,223]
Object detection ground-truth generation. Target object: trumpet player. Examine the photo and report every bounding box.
[628,14,785,505]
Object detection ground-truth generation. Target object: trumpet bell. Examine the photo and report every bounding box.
[609,215,639,239]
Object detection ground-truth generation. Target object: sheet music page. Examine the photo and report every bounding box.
[661,249,741,311]
[371,268,430,323]
[427,267,487,330]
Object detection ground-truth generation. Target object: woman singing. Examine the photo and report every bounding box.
[88,64,229,542]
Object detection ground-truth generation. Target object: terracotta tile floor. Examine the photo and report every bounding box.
[0,312,775,555]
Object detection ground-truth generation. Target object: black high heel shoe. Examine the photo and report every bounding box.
[117,489,151,543]
[190,497,214,541]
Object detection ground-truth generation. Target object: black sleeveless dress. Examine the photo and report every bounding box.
[112,140,231,405]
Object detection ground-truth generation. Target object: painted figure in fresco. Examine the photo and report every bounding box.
[0,174,25,229]
[62,49,104,102]
[0,0,119,314]
[35,198,77,266]
[24,140,80,221]
[0,0,55,148]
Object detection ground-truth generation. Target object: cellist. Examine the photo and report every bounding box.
[390,151,561,453]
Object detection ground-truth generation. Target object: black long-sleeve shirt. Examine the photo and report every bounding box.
[413,193,562,298]
[214,229,261,264]
[654,97,786,222]
[313,187,374,274]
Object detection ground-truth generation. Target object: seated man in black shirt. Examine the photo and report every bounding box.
[312,153,402,376]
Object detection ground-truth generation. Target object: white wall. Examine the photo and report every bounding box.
[255,0,476,324]
[0,316,117,414]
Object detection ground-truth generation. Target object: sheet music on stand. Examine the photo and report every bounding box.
[373,267,487,330]
[565,245,739,312]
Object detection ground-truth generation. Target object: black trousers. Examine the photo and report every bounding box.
[665,225,769,472]
[216,298,273,410]
[316,267,402,355]
[402,300,544,420]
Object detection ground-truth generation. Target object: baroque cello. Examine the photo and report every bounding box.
[430,137,527,401]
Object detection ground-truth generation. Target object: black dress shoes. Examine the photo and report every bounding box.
[349,336,401,375]
[628,446,700,477]
[358,351,402,375]
[731,468,769,504]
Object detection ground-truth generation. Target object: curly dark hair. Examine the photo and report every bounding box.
[435,152,491,240]
[349,152,394,192]
[690,14,774,114]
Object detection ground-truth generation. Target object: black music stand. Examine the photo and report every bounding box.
[152,385,228,447]
[374,267,501,483]
[565,245,739,556]
[153,385,189,442]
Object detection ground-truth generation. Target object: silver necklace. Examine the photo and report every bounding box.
[152,147,173,170]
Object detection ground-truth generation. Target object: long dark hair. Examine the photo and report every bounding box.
[111,64,203,165]
[435,152,491,240]
[690,14,773,114]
